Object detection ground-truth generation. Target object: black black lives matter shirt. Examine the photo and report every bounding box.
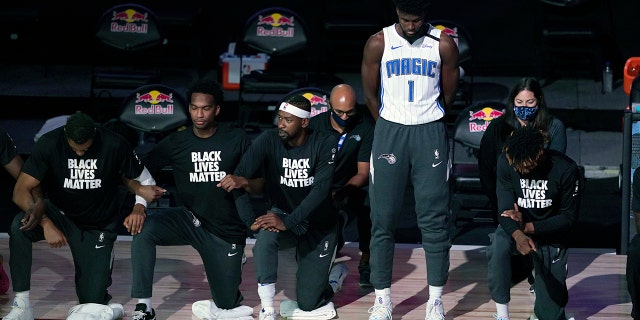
[234,128,338,231]
[23,126,145,229]
[496,149,581,245]
[143,123,251,245]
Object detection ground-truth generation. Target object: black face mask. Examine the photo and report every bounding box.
[331,110,357,128]
[513,106,539,121]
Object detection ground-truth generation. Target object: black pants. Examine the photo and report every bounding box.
[9,201,116,304]
[131,207,245,309]
[487,226,569,320]
[252,207,338,311]
[335,187,371,255]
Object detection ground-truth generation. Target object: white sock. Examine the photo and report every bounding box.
[428,285,444,302]
[496,303,509,318]
[137,298,152,312]
[258,283,276,308]
[374,288,391,305]
[15,291,30,308]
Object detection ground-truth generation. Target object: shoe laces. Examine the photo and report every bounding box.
[132,309,153,320]
[426,299,445,320]
[368,303,393,320]
[259,307,277,320]
[6,299,29,314]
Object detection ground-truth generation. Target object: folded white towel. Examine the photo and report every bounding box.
[280,300,336,319]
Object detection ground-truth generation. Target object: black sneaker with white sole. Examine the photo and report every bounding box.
[132,303,156,320]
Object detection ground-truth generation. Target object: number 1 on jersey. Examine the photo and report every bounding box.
[408,80,414,102]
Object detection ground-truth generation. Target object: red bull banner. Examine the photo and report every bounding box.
[467,107,504,132]
[134,90,175,115]
[302,92,329,117]
[255,13,295,38]
[110,8,149,34]
[433,24,459,46]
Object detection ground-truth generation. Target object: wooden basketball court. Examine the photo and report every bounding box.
[0,235,632,319]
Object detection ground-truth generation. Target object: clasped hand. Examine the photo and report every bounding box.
[251,212,286,233]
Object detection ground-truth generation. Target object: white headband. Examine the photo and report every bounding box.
[279,102,310,119]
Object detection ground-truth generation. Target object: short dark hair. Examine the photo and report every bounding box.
[503,126,547,172]
[285,94,312,112]
[65,112,96,144]
[394,0,431,16]
[187,79,224,106]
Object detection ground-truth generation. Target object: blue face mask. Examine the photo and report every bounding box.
[331,110,355,127]
[513,106,539,121]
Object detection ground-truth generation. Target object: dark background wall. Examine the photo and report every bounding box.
[1,0,637,80]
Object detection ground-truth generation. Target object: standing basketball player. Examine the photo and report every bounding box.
[361,0,459,319]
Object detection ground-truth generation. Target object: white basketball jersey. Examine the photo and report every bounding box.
[379,24,444,125]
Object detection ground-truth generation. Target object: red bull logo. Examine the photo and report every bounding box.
[433,24,459,46]
[467,107,504,132]
[256,13,295,38]
[302,92,328,117]
[134,90,174,115]
[110,8,149,34]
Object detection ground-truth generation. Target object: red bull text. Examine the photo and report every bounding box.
[256,13,295,37]
[134,91,175,114]
[110,9,149,34]
[467,107,503,132]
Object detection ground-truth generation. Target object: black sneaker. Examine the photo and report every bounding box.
[132,303,156,320]
[358,261,372,287]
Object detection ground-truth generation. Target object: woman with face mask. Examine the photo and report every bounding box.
[477,77,567,296]
[479,77,567,218]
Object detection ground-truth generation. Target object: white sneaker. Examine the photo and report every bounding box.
[425,298,445,320]
[259,306,277,320]
[493,313,509,320]
[3,298,34,320]
[328,262,349,293]
[192,300,253,320]
[67,303,124,320]
[368,302,393,320]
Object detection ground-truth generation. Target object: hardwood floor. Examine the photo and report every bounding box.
[0,235,632,319]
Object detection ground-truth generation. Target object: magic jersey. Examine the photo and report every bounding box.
[143,123,251,244]
[23,126,145,229]
[379,24,444,125]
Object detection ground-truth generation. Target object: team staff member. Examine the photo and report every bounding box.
[6,112,150,320]
[219,95,339,320]
[361,0,459,318]
[488,126,580,320]
[308,84,374,288]
[125,80,254,320]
